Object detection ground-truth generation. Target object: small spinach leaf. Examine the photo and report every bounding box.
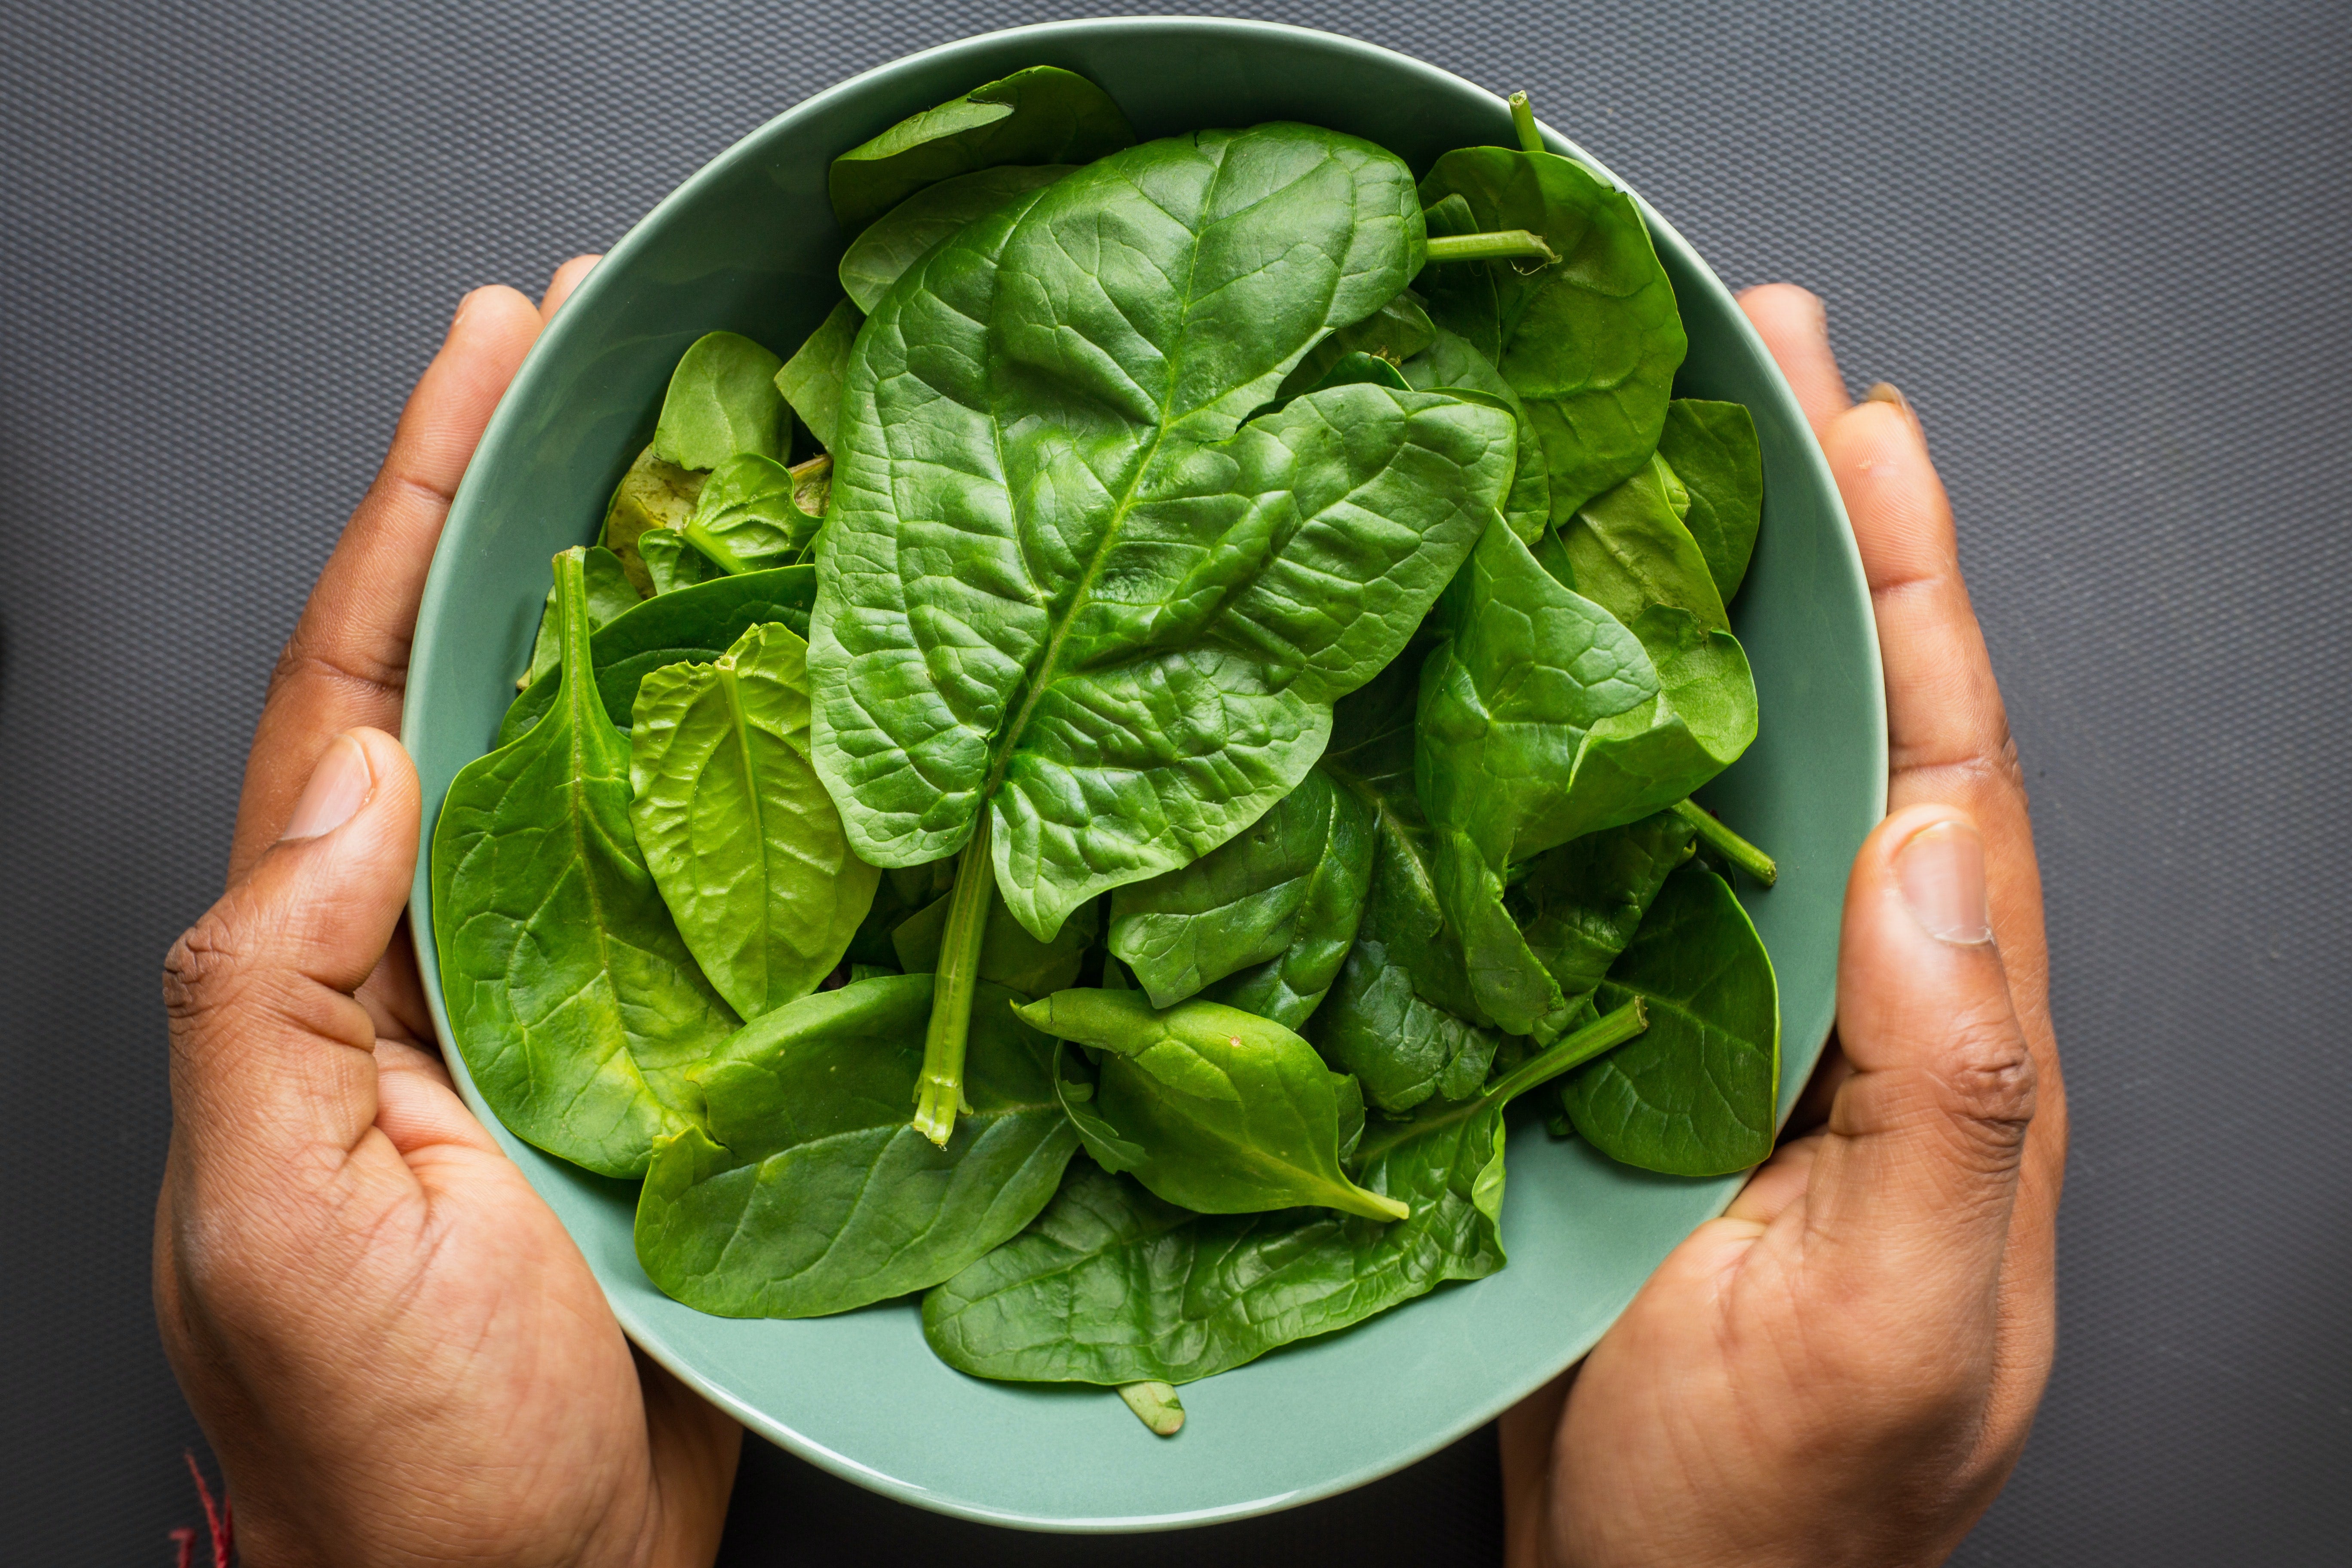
[496,566,817,746]
[432,548,738,1178]
[1276,291,1436,401]
[827,65,1136,234]
[1561,865,1779,1176]
[652,331,788,471]
[1107,766,1372,1018]
[1399,324,1551,542]
[923,1001,1646,1384]
[629,622,879,1020]
[1016,989,1406,1222]
[1417,145,1686,520]
[680,453,824,575]
[601,444,707,595]
[774,300,861,453]
[1657,398,1764,602]
[839,165,1074,312]
[1509,808,1697,1002]
[1558,454,1728,634]
[520,543,637,689]
[634,974,1079,1316]
[891,884,1099,998]
[638,528,722,595]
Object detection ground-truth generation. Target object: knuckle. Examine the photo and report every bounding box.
[1938,1006,2038,1158]
[162,911,249,1027]
[266,622,407,710]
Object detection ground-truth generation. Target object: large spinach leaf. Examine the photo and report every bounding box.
[1657,398,1764,602]
[774,300,861,453]
[497,566,816,746]
[922,1000,1647,1384]
[629,622,877,1021]
[809,123,1515,1141]
[1017,989,1405,1222]
[634,974,1079,1316]
[1106,766,1372,1022]
[839,165,1074,313]
[1562,864,1780,1176]
[519,543,637,690]
[1416,144,1685,521]
[652,331,788,470]
[827,65,1135,235]
[432,549,738,1178]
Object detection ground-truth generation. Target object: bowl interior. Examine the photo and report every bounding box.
[403,17,1884,1532]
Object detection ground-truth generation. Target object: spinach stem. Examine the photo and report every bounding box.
[680,521,750,575]
[1424,229,1561,266]
[1672,799,1778,886]
[1508,91,1544,154]
[912,816,995,1145]
[1118,1381,1186,1437]
[1355,999,1647,1164]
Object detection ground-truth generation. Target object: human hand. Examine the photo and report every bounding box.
[154,259,743,1568]
[1501,285,2067,1567]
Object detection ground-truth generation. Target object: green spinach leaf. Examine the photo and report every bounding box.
[1275,290,1436,402]
[1510,808,1697,1002]
[1557,453,1727,634]
[827,65,1135,234]
[652,331,788,471]
[1017,989,1406,1222]
[1398,324,1551,542]
[774,300,861,453]
[1657,398,1764,602]
[810,124,1513,1140]
[923,1000,1646,1384]
[839,165,1074,312]
[432,548,738,1178]
[680,453,824,575]
[1106,766,1372,1022]
[601,444,707,595]
[638,527,722,595]
[496,566,817,747]
[1561,864,1779,1176]
[519,543,638,689]
[1417,145,1685,520]
[629,622,878,1020]
[634,974,1079,1316]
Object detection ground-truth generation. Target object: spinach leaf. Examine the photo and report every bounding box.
[1107,766,1372,1021]
[680,452,824,575]
[1398,324,1551,542]
[496,566,817,747]
[634,974,1080,1317]
[810,123,1514,1141]
[1017,989,1406,1222]
[839,165,1074,312]
[827,65,1135,234]
[638,528,722,595]
[1561,865,1779,1176]
[1557,454,1728,634]
[629,622,878,1020]
[923,1000,1647,1384]
[1510,808,1697,1002]
[431,548,738,1178]
[1657,398,1764,602]
[600,443,707,595]
[891,884,1099,998]
[774,300,861,453]
[1416,145,1685,520]
[519,543,637,689]
[652,330,788,470]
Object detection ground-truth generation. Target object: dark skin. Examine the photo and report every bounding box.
[156,263,2058,1567]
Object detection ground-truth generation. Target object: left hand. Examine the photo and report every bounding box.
[153,257,744,1568]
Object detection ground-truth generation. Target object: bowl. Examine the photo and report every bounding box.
[403,16,1886,1532]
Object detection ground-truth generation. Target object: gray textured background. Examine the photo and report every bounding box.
[5,1,2348,1562]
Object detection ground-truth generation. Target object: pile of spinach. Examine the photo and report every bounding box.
[431,70,1785,1431]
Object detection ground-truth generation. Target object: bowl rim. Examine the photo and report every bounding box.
[404,12,1886,1531]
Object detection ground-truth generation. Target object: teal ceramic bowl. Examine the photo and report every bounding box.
[404,16,1885,1532]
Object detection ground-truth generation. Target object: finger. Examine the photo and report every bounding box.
[637,1349,744,1566]
[1498,1367,1574,1568]
[1802,804,2034,1307]
[1738,283,1852,437]
[165,729,421,1184]
[539,253,602,319]
[1719,1132,1820,1227]
[229,287,543,877]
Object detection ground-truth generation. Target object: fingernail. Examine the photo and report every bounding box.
[282,733,373,842]
[1896,818,1991,944]
[1865,381,1910,414]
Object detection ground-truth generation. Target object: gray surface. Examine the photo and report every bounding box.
[2,0,2346,1561]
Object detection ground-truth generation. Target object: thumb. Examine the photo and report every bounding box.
[1803,802,2038,1297]
[163,728,422,1183]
